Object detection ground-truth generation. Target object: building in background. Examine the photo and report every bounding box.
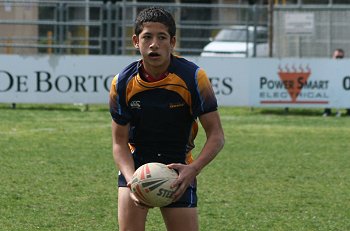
[0,2,38,54]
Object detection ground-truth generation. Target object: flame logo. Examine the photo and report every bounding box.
[278,64,311,102]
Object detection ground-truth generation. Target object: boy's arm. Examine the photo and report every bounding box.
[191,110,225,173]
[169,110,225,201]
[111,120,135,184]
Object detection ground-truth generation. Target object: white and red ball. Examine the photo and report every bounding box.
[130,162,178,207]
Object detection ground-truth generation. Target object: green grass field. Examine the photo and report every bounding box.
[1,104,349,231]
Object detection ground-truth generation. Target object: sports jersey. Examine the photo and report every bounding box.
[109,55,217,165]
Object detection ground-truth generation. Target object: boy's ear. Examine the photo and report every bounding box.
[171,36,176,50]
[132,35,139,48]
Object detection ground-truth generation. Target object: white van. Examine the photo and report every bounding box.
[200,25,269,57]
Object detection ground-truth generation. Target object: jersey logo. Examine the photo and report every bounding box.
[169,102,185,109]
[130,100,141,109]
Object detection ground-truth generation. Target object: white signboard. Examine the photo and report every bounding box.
[250,59,335,108]
[284,12,315,35]
[189,56,250,106]
[0,55,135,104]
[1,55,350,108]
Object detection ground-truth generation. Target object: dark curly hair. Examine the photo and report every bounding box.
[134,7,176,37]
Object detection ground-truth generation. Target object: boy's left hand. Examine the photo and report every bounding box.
[167,163,199,202]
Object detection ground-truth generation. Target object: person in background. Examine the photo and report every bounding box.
[109,7,225,231]
[323,48,350,117]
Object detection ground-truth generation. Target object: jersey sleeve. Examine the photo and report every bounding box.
[109,74,131,125]
[193,68,218,117]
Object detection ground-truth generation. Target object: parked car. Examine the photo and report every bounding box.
[200,25,269,57]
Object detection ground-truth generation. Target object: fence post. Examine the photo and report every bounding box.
[121,1,126,55]
[268,0,274,57]
[115,2,120,54]
[66,31,72,54]
[58,2,65,54]
[106,1,112,55]
[84,0,89,55]
[47,31,53,54]
[5,39,13,54]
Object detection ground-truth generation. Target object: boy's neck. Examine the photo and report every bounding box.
[140,63,169,82]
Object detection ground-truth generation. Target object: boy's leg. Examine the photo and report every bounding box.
[161,207,199,231]
[118,187,149,231]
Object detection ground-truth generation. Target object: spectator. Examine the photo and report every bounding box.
[323,48,349,117]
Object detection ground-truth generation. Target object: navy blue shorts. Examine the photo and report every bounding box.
[118,155,197,208]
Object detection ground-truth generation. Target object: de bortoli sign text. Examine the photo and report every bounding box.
[1,55,350,108]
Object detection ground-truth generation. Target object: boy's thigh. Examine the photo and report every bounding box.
[160,207,199,231]
[118,187,148,231]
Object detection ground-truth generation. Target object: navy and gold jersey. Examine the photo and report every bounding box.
[109,55,217,165]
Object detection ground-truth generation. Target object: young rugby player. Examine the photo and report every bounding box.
[109,7,225,231]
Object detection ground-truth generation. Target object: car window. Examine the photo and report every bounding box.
[215,29,247,42]
[214,27,267,43]
[256,30,268,43]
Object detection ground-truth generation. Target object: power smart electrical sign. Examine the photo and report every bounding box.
[259,64,329,105]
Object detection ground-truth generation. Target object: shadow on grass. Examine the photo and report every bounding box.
[219,106,328,117]
[259,108,325,117]
[0,103,109,112]
[0,104,341,117]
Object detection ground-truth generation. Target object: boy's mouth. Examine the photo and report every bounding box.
[148,52,160,57]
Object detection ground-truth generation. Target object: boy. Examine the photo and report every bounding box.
[109,7,225,231]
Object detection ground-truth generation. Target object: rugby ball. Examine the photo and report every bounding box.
[130,162,178,207]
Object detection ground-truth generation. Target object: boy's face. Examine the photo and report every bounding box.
[133,22,176,74]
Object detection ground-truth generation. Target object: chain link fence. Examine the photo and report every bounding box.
[273,4,350,57]
[0,0,350,57]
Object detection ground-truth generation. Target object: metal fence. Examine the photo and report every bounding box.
[0,1,268,56]
[0,0,350,57]
[273,4,350,57]
[0,1,104,55]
